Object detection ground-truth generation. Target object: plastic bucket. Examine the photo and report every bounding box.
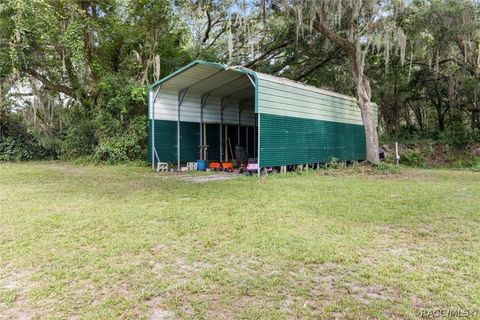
[197,160,207,171]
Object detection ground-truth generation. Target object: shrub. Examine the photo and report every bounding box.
[0,137,28,161]
[92,116,147,163]
[60,117,97,160]
[401,148,427,167]
[449,156,480,170]
[325,156,340,169]
[376,162,402,174]
[0,109,51,161]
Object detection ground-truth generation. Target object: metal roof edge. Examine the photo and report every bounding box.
[148,60,228,90]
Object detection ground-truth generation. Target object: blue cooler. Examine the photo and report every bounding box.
[197,160,207,171]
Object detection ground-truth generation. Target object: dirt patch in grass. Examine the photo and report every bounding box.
[148,237,422,317]
[315,166,426,181]
[284,262,402,317]
[152,171,239,183]
[177,172,238,183]
[148,297,176,320]
[0,267,39,320]
[146,250,405,318]
[348,283,392,305]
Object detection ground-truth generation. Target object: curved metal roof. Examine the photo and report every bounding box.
[149,60,362,103]
[150,61,257,100]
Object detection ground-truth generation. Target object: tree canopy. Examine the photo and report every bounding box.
[1,0,479,162]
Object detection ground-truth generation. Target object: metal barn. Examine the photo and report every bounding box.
[148,60,377,171]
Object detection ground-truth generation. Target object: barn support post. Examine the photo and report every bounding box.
[149,90,153,169]
[177,88,188,170]
[246,74,256,88]
[257,113,261,178]
[200,92,210,160]
[253,116,257,159]
[238,100,244,146]
[244,74,258,175]
[220,104,223,162]
[246,125,249,155]
[219,95,231,162]
[150,85,161,170]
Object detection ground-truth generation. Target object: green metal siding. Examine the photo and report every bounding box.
[149,119,177,163]
[180,122,201,162]
[206,124,220,161]
[148,120,200,163]
[259,113,366,167]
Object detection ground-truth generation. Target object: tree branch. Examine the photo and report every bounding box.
[243,40,293,69]
[312,11,356,58]
[202,10,213,44]
[25,69,76,98]
[204,24,228,50]
[293,51,345,81]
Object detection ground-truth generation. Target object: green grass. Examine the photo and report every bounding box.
[0,162,479,319]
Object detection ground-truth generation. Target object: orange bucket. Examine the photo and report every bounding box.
[209,162,221,170]
[221,162,233,171]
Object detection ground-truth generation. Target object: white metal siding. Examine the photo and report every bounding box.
[152,89,255,126]
[257,73,378,126]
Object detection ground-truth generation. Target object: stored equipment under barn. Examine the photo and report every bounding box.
[148,60,377,173]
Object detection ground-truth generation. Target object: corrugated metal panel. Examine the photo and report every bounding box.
[153,91,177,121]
[148,120,201,163]
[241,106,255,126]
[148,119,177,163]
[257,76,364,125]
[180,121,201,161]
[147,119,256,164]
[192,72,249,96]
[161,64,220,92]
[206,124,220,161]
[209,75,252,97]
[259,86,358,113]
[259,113,366,167]
[257,97,363,125]
[256,72,357,103]
[256,72,378,126]
[152,89,255,126]
[158,64,253,98]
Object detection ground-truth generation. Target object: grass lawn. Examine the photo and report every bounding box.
[0,162,479,319]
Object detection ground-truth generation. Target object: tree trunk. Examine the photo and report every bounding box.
[404,107,412,127]
[0,78,3,108]
[434,103,445,131]
[409,101,424,130]
[471,110,479,131]
[311,11,379,164]
[438,114,445,131]
[428,93,444,132]
[356,75,380,164]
